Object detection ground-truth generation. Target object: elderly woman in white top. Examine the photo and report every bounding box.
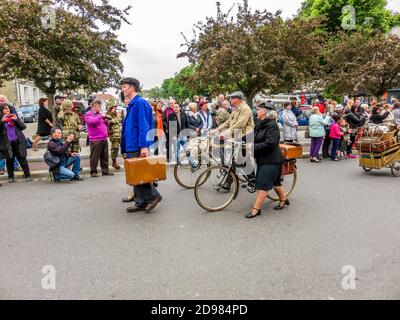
[282,102,298,143]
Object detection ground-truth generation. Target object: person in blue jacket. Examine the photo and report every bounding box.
[120,77,162,213]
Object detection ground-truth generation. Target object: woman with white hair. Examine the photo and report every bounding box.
[245,102,288,219]
[187,102,203,136]
[309,107,331,163]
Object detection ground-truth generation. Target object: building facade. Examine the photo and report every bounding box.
[0,79,45,107]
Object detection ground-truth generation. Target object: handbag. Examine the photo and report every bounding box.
[44,151,60,170]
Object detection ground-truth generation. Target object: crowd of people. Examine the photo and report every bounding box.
[2,86,400,218]
[306,98,400,163]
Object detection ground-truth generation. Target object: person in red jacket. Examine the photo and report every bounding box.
[329,114,344,161]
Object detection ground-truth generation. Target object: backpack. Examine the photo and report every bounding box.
[44,151,60,170]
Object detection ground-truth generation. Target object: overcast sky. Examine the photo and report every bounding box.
[108,0,400,90]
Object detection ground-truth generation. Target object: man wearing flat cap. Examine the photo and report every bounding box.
[120,77,162,213]
[210,91,254,139]
[209,91,255,191]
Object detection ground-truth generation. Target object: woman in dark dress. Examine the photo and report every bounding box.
[245,102,289,219]
[0,104,32,183]
[32,98,53,151]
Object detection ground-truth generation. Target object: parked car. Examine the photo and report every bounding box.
[15,107,24,122]
[72,101,86,125]
[297,105,312,126]
[19,104,39,123]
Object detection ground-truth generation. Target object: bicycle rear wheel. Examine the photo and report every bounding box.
[174,157,209,189]
[194,166,238,212]
[267,171,297,201]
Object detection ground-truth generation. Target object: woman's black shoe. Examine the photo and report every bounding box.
[245,208,261,219]
[274,199,290,210]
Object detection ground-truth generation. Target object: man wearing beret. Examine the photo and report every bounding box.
[120,77,162,213]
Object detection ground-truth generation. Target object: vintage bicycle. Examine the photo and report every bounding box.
[173,136,247,189]
[193,140,299,212]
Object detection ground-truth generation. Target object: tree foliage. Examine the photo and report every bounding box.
[178,0,326,104]
[322,31,400,97]
[299,0,400,34]
[0,0,131,109]
[147,66,205,103]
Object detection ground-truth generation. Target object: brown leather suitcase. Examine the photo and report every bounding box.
[358,138,396,153]
[282,159,297,176]
[280,144,303,159]
[125,156,167,186]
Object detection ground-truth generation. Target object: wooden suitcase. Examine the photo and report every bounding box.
[125,156,167,186]
[282,159,297,176]
[280,144,303,159]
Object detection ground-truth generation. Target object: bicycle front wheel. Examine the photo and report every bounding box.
[267,171,297,201]
[194,166,238,212]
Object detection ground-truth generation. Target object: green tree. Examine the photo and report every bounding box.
[147,87,163,100]
[299,0,399,33]
[0,0,131,113]
[179,0,325,104]
[155,66,199,102]
[322,31,400,98]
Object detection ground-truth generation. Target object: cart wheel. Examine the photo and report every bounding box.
[363,167,372,172]
[390,161,400,177]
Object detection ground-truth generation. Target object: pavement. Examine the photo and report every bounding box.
[0,159,399,299]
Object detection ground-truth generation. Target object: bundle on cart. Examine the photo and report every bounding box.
[356,123,398,153]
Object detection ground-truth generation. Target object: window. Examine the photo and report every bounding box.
[24,87,30,103]
[33,88,38,103]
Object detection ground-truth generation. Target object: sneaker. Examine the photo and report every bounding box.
[8,177,15,183]
[71,176,84,181]
[25,177,33,182]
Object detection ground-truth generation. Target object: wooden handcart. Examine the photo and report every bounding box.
[357,129,400,177]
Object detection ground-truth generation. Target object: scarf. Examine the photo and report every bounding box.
[156,110,164,137]
[3,114,15,127]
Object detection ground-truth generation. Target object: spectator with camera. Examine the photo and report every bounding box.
[47,128,84,182]
[0,104,32,183]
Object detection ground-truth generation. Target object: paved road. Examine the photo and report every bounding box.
[0,159,399,300]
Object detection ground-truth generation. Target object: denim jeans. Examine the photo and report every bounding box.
[55,156,81,181]
[330,139,341,160]
[175,136,195,166]
[0,158,19,170]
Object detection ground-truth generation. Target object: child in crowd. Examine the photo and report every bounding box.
[329,114,344,161]
[338,118,351,160]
